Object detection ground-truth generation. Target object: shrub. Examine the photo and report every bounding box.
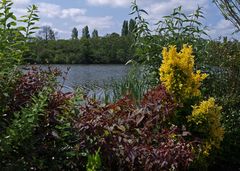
[74,85,195,170]
[187,98,224,156]
[203,38,240,170]
[0,67,83,170]
[130,2,208,83]
[159,44,208,102]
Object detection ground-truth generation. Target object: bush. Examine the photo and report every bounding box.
[203,38,240,170]
[159,44,208,102]
[75,85,195,170]
[0,67,83,170]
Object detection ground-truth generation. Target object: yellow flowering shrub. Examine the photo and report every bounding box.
[159,44,208,101]
[187,98,224,156]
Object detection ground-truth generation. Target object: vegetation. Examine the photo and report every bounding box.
[213,0,240,31]
[24,29,134,64]
[0,0,240,170]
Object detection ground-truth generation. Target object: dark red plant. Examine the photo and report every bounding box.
[75,84,195,170]
[8,66,61,113]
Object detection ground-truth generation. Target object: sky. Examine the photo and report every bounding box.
[12,0,239,39]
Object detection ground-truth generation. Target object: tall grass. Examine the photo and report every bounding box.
[87,64,152,104]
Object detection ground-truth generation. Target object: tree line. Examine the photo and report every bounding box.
[24,19,137,64]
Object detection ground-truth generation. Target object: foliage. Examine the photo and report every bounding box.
[74,84,196,170]
[158,45,224,169]
[82,25,90,39]
[0,0,39,121]
[0,0,39,68]
[0,1,84,169]
[130,1,208,83]
[86,148,102,171]
[128,18,137,35]
[187,98,224,156]
[25,33,134,64]
[38,25,56,41]
[110,64,151,104]
[71,27,78,40]
[0,67,83,170]
[159,44,208,102]
[92,29,98,38]
[203,38,240,170]
[213,0,240,31]
[121,20,129,36]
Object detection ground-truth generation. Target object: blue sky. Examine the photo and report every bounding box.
[12,0,239,39]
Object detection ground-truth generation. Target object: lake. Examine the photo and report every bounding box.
[24,64,130,92]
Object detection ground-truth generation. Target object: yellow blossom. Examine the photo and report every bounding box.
[188,98,224,152]
[159,44,208,101]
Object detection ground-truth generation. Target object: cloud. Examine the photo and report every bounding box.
[35,2,114,38]
[38,3,86,19]
[146,0,209,20]
[86,0,149,7]
[207,19,239,39]
[12,0,32,16]
[87,0,131,7]
[75,16,113,30]
[38,3,62,18]
[12,0,31,6]
[61,8,86,18]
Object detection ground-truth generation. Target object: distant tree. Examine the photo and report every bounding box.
[82,25,90,39]
[71,27,78,39]
[129,18,136,34]
[121,20,129,36]
[110,32,120,37]
[92,29,99,38]
[49,28,56,40]
[213,0,240,31]
[38,26,56,41]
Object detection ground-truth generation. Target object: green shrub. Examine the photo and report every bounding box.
[130,1,208,84]
[202,38,240,170]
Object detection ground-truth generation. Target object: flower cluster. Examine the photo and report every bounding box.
[159,44,208,101]
[187,98,224,156]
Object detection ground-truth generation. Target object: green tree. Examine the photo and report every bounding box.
[49,28,56,40]
[213,0,240,31]
[129,18,136,34]
[121,20,129,36]
[71,27,78,39]
[82,25,90,39]
[92,29,99,38]
[38,26,56,41]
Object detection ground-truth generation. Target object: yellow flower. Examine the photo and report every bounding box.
[188,98,224,151]
[159,44,208,101]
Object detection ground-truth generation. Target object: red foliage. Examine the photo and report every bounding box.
[9,66,61,113]
[75,85,195,170]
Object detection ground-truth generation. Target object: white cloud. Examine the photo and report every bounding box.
[61,8,86,18]
[12,0,31,6]
[35,2,114,38]
[75,16,113,30]
[12,0,32,16]
[146,0,209,21]
[12,7,27,17]
[207,19,238,39]
[86,0,148,7]
[38,3,86,19]
[38,3,62,18]
[87,0,131,7]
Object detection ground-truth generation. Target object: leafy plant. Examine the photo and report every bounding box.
[159,44,208,102]
[75,84,195,170]
[86,148,102,171]
[130,1,208,84]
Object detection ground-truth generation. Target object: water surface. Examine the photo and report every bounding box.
[26,64,130,91]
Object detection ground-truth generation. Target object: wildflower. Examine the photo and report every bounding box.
[188,98,224,151]
[159,44,208,101]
